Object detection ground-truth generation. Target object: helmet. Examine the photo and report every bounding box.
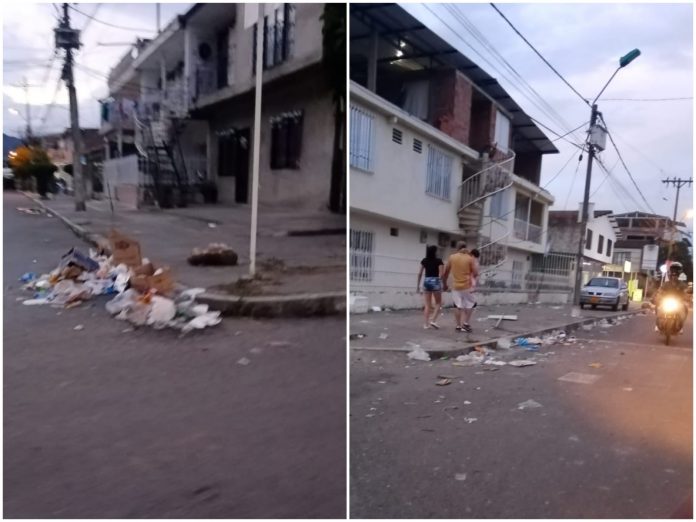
[669,262,684,279]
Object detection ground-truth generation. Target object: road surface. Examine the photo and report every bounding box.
[351,305,692,518]
[4,192,346,518]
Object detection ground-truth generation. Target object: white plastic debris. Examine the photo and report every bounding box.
[73,324,84,331]
[237,357,251,366]
[484,359,507,366]
[455,473,467,481]
[463,417,478,423]
[407,346,430,362]
[517,399,543,410]
[508,360,537,367]
[105,289,139,315]
[497,337,512,349]
[371,306,382,312]
[147,296,177,329]
[181,311,222,333]
[582,323,594,331]
[22,298,50,306]
[179,287,206,300]
[455,353,485,366]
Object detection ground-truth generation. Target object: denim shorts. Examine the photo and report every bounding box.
[423,277,442,292]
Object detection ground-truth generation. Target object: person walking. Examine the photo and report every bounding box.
[442,241,479,332]
[417,245,444,329]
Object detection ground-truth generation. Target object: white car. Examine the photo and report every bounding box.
[580,276,630,311]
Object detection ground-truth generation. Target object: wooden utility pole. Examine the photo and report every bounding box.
[55,3,86,211]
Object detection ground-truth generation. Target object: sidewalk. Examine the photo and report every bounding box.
[350,302,647,357]
[21,193,345,294]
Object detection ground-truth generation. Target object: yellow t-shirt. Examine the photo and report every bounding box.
[448,252,474,291]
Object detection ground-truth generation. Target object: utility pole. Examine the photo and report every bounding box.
[573,103,599,305]
[22,77,32,140]
[55,3,86,211]
[248,3,264,276]
[661,177,693,222]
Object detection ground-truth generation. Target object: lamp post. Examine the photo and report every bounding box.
[573,49,641,306]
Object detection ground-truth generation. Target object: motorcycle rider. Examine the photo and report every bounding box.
[654,261,689,329]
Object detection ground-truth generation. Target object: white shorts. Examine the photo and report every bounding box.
[451,289,476,309]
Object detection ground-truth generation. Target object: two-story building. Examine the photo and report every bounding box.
[100,3,342,212]
[349,4,559,309]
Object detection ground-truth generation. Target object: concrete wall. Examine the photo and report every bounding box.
[207,66,334,209]
[350,98,463,233]
[548,213,617,263]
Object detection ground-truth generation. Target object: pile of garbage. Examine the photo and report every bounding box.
[20,230,222,333]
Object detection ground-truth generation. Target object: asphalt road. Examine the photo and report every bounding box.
[351,303,692,518]
[4,192,346,518]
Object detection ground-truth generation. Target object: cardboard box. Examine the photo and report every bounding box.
[109,230,142,267]
[130,267,174,296]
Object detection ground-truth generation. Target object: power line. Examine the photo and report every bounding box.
[590,157,619,197]
[563,155,583,209]
[599,114,656,214]
[80,3,102,35]
[552,121,588,143]
[527,115,586,152]
[68,4,156,33]
[603,97,692,102]
[490,3,590,108]
[542,149,580,189]
[445,5,584,145]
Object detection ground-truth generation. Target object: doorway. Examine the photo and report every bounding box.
[218,127,250,204]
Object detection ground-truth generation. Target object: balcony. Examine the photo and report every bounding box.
[514,219,543,244]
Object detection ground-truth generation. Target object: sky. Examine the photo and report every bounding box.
[403,2,693,222]
[3,3,192,136]
[2,2,694,222]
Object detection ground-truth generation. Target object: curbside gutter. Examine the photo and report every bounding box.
[352,308,648,358]
[196,291,347,318]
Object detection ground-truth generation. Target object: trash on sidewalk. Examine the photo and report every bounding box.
[517,399,543,410]
[436,378,452,386]
[17,207,48,216]
[514,337,540,351]
[588,362,602,369]
[379,332,389,340]
[508,360,537,367]
[20,238,222,334]
[407,346,430,362]
[453,352,485,366]
[188,243,238,266]
[496,337,513,349]
[484,359,507,366]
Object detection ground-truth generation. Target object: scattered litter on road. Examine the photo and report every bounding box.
[350,333,367,340]
[407,346,430,362]
[582,323,594,331]
[17,207,49,216]
[508,360,537,367]
[622,387,633,392]
[483,359,507,366]
[237,357,251,366]
[496,337,512,349]
[371,306,382,312]
[379,332,389,340]
[454,353,485,366]
[268,341,292,347]
[558,372,600,385]
[188,243,238,266]
[463,400,471,405]
[455,473,467,481]
[250,347,263,355]
[514,337,540,351]
[568,435,580,442]
[517,399,543,410]
[598,319,613,328]
[588,362,602,369]
[571,307,582,318]
[436,378,452,386]
[73,324,84,331]
[121,327,134,333]
[463,417,478,423]
[207,223,217,228]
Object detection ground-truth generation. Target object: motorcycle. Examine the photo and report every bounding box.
[655,294,685,346]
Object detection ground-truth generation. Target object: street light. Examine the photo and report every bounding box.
[573,49,641,307]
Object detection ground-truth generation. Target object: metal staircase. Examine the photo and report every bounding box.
[134,112,188,208]
[457,155,515,270]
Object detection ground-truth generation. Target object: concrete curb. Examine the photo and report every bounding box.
[21,192,112,253]
[352,308,648,358]
[196,291,347,318]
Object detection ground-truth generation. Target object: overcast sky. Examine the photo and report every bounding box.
[3,3,192,135]
[403,2,693,222]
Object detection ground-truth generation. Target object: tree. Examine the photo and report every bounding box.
[322,3,346,214]
[8,145,57,197]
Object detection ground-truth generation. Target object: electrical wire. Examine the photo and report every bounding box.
[599,114,656,213]
[552,121,588,143]
[562,154,583,209]
[590,157,620,197]
[68,4,156,33]
[445,4,584,145]
[602,97,692,102]
[490,3,590,108]
[423,4,583,146]
[542,150,581,189]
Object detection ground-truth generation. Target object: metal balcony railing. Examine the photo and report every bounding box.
[513,218,543,244]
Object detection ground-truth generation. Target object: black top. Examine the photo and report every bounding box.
[421,257,443,278]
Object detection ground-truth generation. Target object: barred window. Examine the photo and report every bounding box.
[253,4,295,72]
[425,145,452,200]
[350,230,374,282]
[350,106,375,172]
[270,110,304,170]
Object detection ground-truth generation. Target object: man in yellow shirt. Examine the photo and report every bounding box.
[442,241,479,332]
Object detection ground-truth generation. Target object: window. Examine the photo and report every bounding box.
[606,239,612,257]
[270,110,303,170]
[585,229,593,250]
[494,110,511,152]
[253,4,295,72]
[613,251,631,265]
[350,230,374,282]
[490,189,507,218]
[350,105,375,172]
[413,138,423,153]
[512,260,524,286]
[587,277,619,288]
[425,145,452,200]
[597,234,604,254]
[392,128,403,144]
[390,227,399,237]
[419,229,427,243]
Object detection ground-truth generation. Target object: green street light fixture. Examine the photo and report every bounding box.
[573,49,641,307]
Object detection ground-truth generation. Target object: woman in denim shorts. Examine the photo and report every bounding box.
[417,245,444,329]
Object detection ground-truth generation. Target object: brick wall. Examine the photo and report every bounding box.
[429,69,473,146]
